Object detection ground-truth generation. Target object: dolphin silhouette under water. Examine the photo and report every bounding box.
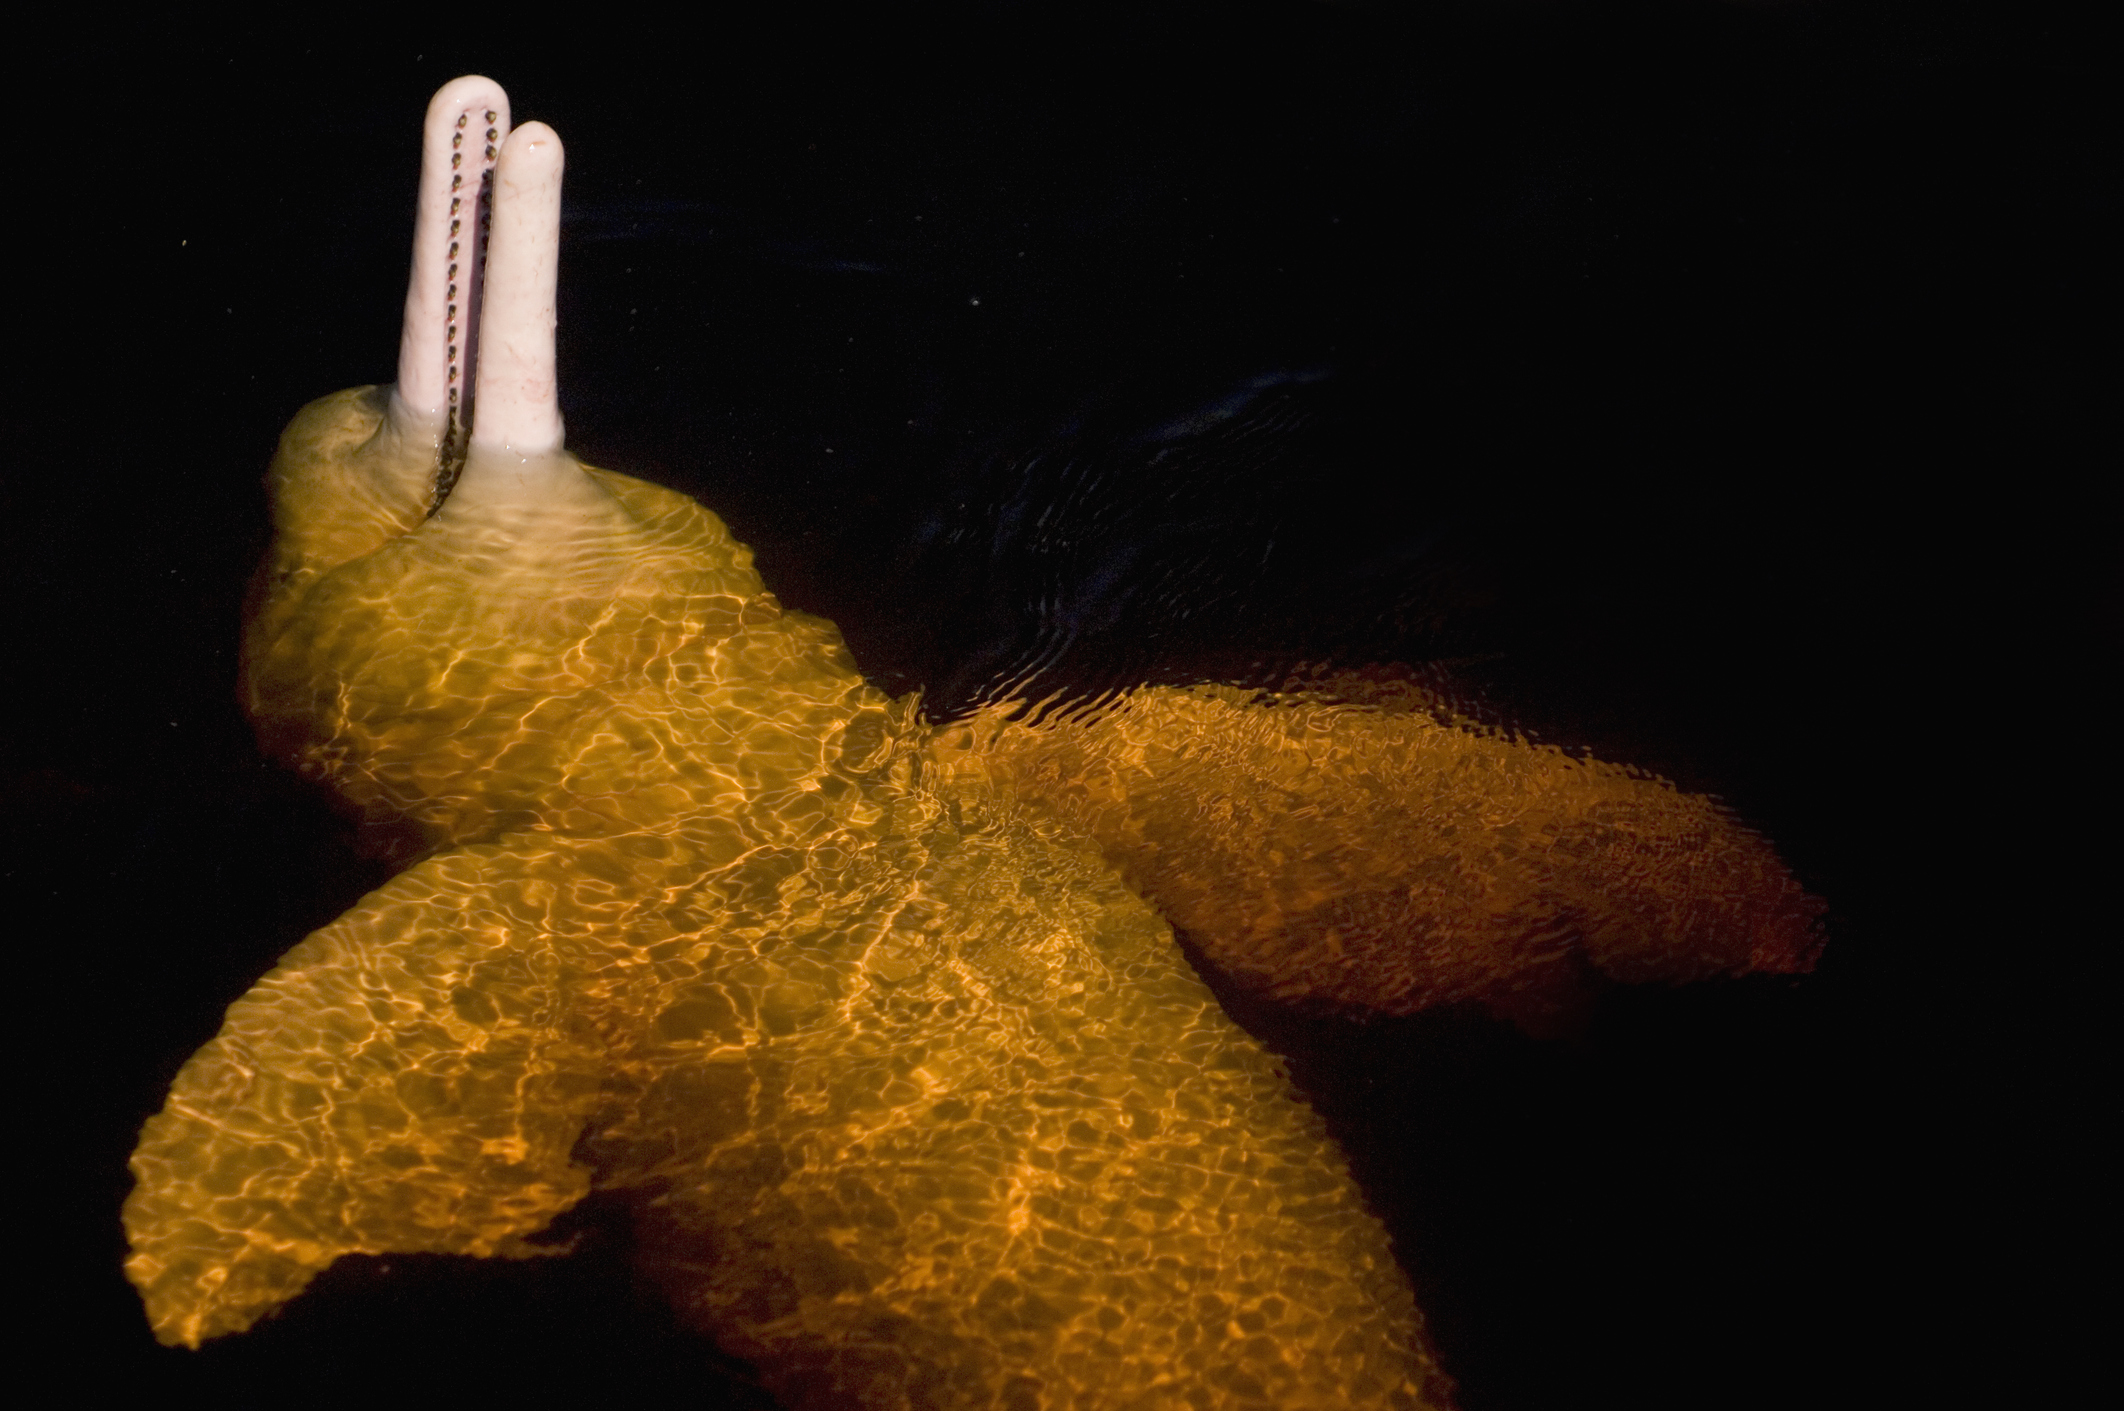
[123,76,1821,1411]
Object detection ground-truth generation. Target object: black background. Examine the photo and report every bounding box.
[11,5,2108,1408]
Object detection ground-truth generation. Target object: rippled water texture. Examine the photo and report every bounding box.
[123,381,1821,1409]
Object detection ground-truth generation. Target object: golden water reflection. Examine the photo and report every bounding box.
[125,385,1817,1409]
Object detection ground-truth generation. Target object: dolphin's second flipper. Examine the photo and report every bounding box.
[931,679,1823,1020]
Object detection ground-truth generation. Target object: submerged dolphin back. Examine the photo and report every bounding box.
[127,376,1451,1408]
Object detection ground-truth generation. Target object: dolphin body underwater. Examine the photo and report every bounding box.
[123,77,1822,1410]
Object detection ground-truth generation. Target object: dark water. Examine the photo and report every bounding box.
[13,8,2106,1408]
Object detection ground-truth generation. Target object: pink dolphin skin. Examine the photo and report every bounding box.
[387,75,569,502]
[124,74,1820,1411]
[124,75,1452,1409]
